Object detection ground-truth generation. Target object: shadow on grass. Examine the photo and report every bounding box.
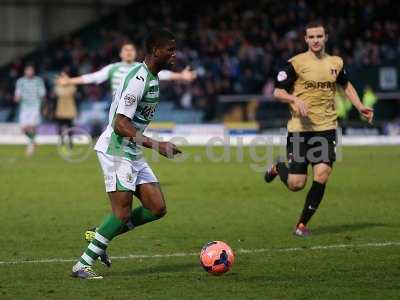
[111,261,199,277]
[313,222,396,235]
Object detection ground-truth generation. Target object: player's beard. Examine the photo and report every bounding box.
[166,61,175,70]
[160,59,175,70]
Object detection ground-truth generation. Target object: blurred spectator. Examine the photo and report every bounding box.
[54,68,78,149]
[363,86,378,110]
[335,87,352,122]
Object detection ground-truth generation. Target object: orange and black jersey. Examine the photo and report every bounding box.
[275,51,349,132]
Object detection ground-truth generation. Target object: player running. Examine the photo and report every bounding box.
[264,22,373,237]
[58,41,196,93]
[14,65,46,156]
[71,29,182,279]
[59,40,194,265]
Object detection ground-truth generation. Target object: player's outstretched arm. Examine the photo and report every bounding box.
[38,78,46,101]
[343,81,374,124]
[14,92,21,103]
[158,66,197,82]
[14,79,22,102]
[57,73,86,86]
[57,65,111,86]
[114,114,181,158]
[273,88,308,117]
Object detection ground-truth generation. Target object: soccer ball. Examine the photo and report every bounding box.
[200,241,235,275]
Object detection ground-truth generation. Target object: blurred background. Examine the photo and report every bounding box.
[0,0,399,141]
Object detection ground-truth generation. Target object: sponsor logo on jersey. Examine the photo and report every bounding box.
[124,94,136,106]
[304,81,336,91]
[148,86,158,92]
[141,105,156,120]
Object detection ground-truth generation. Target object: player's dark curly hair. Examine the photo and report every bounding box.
[145,28,175,54]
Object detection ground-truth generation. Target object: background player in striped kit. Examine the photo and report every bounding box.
[57,41,196,94]
[14,64,46,156]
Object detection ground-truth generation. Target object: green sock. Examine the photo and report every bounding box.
[84,208,162,246]
[97,214,126,240]
[131,206,161,226]
[79,214,125,266]
[118,206,161,234]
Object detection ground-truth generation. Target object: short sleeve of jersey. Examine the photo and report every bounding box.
[336,66,349,86]
[116,74,146,119]
[274,63,297,91]
[158,70,173,81]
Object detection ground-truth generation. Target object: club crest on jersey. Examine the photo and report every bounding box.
[277,71,287,82]
[124,94,136,106]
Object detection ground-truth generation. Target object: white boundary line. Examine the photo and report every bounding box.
[1,241,399,266]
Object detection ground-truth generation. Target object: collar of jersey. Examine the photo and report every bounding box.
[142,62,158,78]
[121,61,135,66]
[307,51,328,60]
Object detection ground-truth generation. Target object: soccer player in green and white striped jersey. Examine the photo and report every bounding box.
[58,41,196,94]
[14,65,46,156]
[60,41,195,268]
[71,29,182,280]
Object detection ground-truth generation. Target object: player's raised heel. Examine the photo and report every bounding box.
[293,223,311,237]
[264,164,278,183]
[99,252,112,267]
[71,264,103,279]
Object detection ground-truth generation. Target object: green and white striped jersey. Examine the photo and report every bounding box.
[82,61,172,94]
[94,63,160,160]
[82,62,137,94]
[14,76,46,110]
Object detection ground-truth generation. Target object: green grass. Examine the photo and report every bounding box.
[0,145,399,299]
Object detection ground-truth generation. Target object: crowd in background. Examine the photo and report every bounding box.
[0,0,398,122]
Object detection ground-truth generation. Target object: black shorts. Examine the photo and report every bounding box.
[286,130,337,174]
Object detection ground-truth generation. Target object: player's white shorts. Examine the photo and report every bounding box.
[97,151,158,192]
[19,109,41,127]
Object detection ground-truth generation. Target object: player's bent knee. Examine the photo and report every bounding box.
[149,191,167,217]
[314,174,330,184]
[287,179,306,191]
[288,183,305,192]
[113,207,132,222]
[151,204,167,218]
[114,211,131,222]
[314,169,331,184]
[287,174,307,192]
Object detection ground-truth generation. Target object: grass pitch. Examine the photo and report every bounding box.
[0,145,399,299]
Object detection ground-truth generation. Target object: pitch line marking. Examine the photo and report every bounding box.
[0,241,399,266]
